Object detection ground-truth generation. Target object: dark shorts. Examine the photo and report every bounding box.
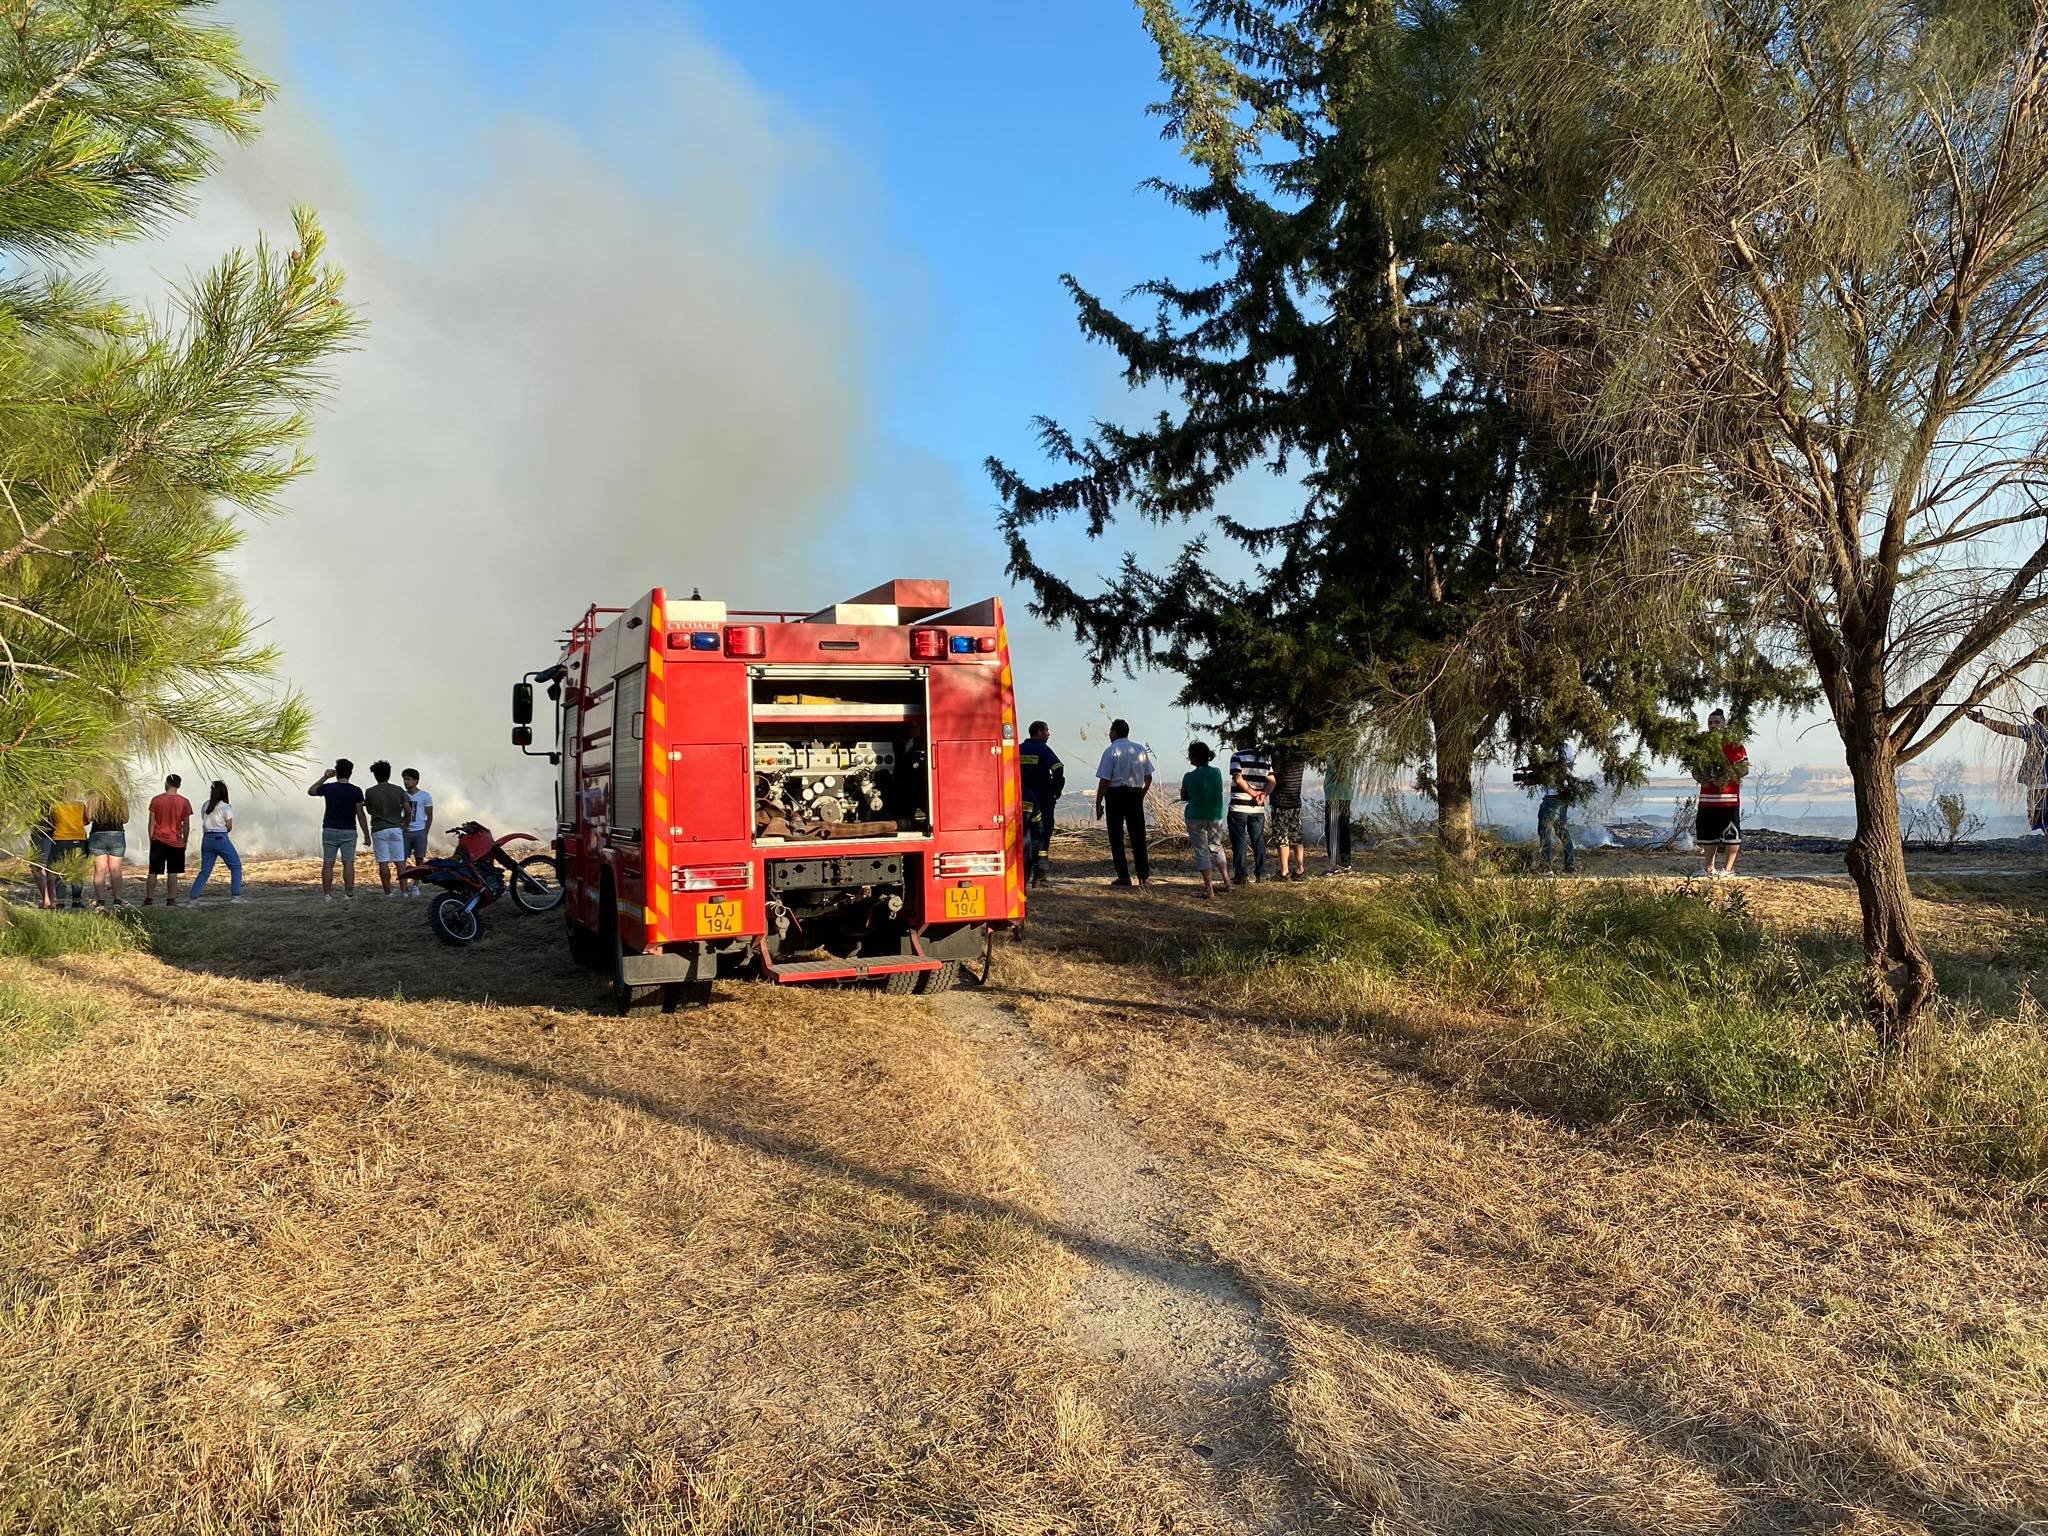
[1271,805,1303,844]
[1696,804,1741,845]
[148,839,187,875]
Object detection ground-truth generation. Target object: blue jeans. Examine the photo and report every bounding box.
[1537,794,1575,872]
[190,830,242,897]
[1227,811,1267,881]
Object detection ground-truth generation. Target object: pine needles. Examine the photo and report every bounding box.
[0,2,358,822]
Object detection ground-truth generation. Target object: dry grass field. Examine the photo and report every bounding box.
[3,841,2046,1533]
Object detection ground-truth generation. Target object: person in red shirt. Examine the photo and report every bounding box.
[145,774,195,906]
[1693,709,1750,878]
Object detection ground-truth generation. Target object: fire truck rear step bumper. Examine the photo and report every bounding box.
[762,956,943,985]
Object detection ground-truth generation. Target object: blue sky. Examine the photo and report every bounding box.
[178,0,2028,846]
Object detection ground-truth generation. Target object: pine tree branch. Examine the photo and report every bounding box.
[0,28,120,141]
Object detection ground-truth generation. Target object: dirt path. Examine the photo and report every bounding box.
[939,987,1285,1524]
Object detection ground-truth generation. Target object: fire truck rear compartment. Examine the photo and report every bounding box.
[749,672,930,842]
[760,852,912,966]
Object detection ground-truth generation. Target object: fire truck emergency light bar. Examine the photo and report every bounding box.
[911,629,1000,658]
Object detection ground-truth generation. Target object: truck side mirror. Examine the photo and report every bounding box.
[512,682,534,725]
[512,725,533,747]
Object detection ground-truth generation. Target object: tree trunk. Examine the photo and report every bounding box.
[1841,720,1936,1049]
[1434,726,1478,869]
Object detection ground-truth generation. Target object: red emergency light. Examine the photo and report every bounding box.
[724,624,765,658]
[910,628,945,659]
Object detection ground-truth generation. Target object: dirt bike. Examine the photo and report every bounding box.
[407,821,563,945]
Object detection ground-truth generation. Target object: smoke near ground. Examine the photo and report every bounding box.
[104,3,872,854]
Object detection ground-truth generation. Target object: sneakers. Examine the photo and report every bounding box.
[230,896,244,904]
[323,894,333,902]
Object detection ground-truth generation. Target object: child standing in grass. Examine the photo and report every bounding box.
[1179,742,1228,899]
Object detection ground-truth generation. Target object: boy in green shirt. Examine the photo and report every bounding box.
[1178,742,1228,899]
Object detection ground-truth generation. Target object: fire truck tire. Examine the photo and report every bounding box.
[914,961,961,995]
[880,969,921,995]
[567,919,605,971]
[661,979,714,1012]
[606,902,664,1014]
[428,893,483,946]
[510,854,565,914]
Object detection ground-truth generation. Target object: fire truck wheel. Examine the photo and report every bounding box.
[914,961,961,995]
[607,911,662,1014]
[428,893,483,947]
[880,969,921,995]
[567,919,605,970]
[660,979,714,1012]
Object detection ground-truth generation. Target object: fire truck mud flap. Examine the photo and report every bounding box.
[619,945,716,986]
[918,923,991,963]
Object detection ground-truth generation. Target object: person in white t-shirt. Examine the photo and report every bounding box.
[400,768,434,896]
[187,780,244,903]
[1093,719,1156,887]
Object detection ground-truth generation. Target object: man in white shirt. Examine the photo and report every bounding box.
[1093,719,1156,887]
[400,768,434,895]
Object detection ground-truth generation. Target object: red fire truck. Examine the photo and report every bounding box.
[512,579,1026,1011]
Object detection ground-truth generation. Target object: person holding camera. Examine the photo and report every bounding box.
[308,759,371,901]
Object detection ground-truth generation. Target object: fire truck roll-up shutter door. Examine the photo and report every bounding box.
[668,744,749,841]
[612,666,646,837]
[933,740,1000,832]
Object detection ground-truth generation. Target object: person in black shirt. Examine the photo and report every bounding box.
[1269,746,1309,880]
[1017,721,1065,887]
[308,758,371,901]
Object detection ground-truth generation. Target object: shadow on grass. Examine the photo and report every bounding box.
[67,961,2038,1536]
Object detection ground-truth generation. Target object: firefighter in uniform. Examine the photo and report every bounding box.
[1017,720,1065,888]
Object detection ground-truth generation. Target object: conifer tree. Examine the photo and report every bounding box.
[990,0,1800,861]
[0,0,356,825]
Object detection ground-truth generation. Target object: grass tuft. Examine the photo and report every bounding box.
[1182,878,2048,1178]
[0,981,99,1074]
[0,902,146,960]
[362,1451,555,1535]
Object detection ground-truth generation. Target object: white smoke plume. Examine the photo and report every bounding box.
[105,3,874,854]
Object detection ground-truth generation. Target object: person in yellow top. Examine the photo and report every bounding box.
[39,794,89,908]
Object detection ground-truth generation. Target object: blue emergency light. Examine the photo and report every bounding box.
[689,630,720,650]
[949,634,974,654]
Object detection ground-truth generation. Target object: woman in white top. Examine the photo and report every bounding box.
[188,779,244,902]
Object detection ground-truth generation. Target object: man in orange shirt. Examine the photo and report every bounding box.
[145,774,195,907]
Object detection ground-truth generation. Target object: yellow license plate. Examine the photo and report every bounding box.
[695,898,743,937]
[943,886,986,920]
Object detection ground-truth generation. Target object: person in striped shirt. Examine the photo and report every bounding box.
[1693,708,1750,877]
[1226,742,1273,884]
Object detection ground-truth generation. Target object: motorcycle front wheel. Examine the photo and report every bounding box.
[510,854,565,914]
[429,892,484,946]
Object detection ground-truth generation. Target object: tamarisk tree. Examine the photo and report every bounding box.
[1468,0,2048,1043]
[0,0,356,823]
